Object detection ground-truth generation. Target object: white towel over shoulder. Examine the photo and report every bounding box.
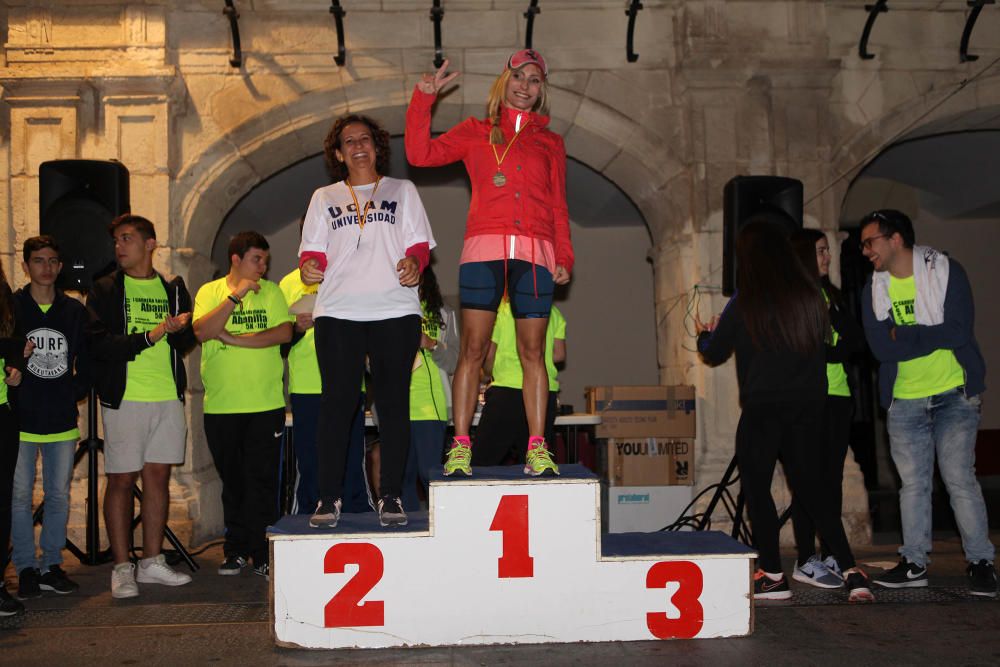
[871,245,949,325]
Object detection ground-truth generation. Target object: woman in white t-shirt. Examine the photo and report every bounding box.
[299,114,436,530]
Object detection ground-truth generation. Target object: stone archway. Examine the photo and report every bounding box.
[828,72,1000,220]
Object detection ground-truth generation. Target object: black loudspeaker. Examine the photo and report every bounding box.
[39,159,130,290]
[722,175,803,295]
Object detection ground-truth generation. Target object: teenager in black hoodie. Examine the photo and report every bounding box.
[696,217,872,602]
[10,236,90,601]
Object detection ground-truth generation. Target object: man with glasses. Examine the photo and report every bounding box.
[859,209,995,597]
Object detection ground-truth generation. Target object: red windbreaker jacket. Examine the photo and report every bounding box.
[404,87,574,273]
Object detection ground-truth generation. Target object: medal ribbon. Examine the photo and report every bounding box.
[490,120,530,175]
[345,177,381,248]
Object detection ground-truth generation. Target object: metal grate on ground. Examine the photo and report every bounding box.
[759,585,1000,607]
[0,602,268,631]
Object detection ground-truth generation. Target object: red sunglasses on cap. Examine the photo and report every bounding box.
[506,49,548,77]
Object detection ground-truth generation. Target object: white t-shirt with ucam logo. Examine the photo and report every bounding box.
[299,176,436,322]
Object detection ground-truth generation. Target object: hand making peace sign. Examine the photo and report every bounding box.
[417,59,461,95]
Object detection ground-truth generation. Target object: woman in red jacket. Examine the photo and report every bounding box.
[405,49,573,477]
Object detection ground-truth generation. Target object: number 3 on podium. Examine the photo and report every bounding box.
[646,561,705,639]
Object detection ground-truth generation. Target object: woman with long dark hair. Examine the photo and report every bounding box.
[788,229,865,587]
[402,265,459,510]
[299,114,436,529]
[696,217,873,602]
[405,50,572,478]
[0,262,25,616]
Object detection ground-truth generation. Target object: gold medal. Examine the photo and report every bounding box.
[493,171,507,187]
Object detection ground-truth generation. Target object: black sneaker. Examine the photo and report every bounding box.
[38,565,79,595]
[753,570,792,600]
[218,555,248,576]
[16,567,42,600]
[254,563,269,581]
[872,559,928,588]
[309,498,342,529]
[377,496,408,527]
[845,569,875,602]
[0,586,25,617]
[967,560,998,597]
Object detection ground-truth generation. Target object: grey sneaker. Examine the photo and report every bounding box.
[377,496,408,527]
[111,562,139,599]
[310,498,342,529]
[793,555,843,589]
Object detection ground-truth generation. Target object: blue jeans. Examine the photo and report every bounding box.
[10,440,77,573]
[887,388,995,566]
[402,420,446,512]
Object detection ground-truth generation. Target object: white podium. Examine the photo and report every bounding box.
[269,465,755,649]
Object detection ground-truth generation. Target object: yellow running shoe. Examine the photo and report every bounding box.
[443,440,472,476]
[524,443,559,477]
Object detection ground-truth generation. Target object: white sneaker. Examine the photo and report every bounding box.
[111,562,139,599]
[136,554,192,587]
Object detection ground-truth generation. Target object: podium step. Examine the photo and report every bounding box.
[269,465,754,648]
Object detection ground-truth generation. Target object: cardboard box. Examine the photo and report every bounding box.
[602,485,694,534]
[586,385,696,439]
[602,437,695,486]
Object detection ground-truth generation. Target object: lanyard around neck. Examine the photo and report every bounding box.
[345,177,381,244]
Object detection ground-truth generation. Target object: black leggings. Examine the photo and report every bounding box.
[0,404,18,572]
[315,315,421,500]
[791,395,853,564]
[736,400,856,574]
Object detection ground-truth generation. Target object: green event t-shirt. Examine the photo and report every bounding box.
[279,269,322,395]
[889,274,965,399]
[279,269,364,396]
[0,356,6,405]
[824,290,850,398]
[123,275,177,402]
[194,277,293,414]
[410,301,448,422]
[491,302,565,392]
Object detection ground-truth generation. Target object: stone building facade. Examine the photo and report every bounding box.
[2,1,997,544]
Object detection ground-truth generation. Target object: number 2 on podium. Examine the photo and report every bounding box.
[323,543,384,627]
[490,494,534,578]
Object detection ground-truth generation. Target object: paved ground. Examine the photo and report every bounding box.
[2,531,998,666]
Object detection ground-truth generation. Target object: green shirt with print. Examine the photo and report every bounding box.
[491,302,565,392]
[123,275,177,402]
[410,301,448,422]
[195,277,292,414]
[889,274,965,399]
